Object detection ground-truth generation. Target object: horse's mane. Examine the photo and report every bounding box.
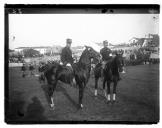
[78,48,92,67]
[79,49,89,62]
[72,48,92,73]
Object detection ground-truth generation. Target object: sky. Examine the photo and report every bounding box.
[9,14,159,50]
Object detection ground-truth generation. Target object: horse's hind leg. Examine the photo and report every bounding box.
[106,81,111,102]
[94,77,99,96]
[113,82,117,102]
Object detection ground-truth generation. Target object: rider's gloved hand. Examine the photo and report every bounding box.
[66,63,72,67]
[60,62,63,65]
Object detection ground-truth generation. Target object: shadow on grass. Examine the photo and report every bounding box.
[23,96,47,121]
[6,90,47,123]
[5,91,25,123]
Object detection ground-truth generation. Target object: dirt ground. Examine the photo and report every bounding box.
[6,64,159,123]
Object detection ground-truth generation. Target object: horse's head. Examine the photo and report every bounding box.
[115,53,124,72]
[84,46,100,61]
[79,45,100,65]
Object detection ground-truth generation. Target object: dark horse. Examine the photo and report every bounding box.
[94,53,124,102]
[43,46,99,109]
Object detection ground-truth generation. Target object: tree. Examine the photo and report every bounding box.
[23,49,40,57]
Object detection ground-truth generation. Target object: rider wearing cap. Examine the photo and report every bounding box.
[100,40,113,80]
[60,38,74,67]
[100,40,112,63]
[60,38,76,86]
[100,40,122,81]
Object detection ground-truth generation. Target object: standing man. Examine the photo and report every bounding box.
[60,38,74,67]
[29,63,34,76]
[21,63,26,78]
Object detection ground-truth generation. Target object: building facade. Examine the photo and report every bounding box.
[14,46,50,55]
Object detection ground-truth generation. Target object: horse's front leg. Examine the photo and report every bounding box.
[49,81,57,109]
[106,81,111,102]
[79,83,85,108]
[94,77,99,96]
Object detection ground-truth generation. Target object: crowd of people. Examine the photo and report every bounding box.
[110,46,159,66]
[9,55,24,63]
[21,63,36,77]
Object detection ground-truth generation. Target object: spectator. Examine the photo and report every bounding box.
[21,63,26,78]
[29,63,35,76]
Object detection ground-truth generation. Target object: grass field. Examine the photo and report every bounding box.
[6,64,159,123]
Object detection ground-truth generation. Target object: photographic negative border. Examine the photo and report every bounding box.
[5,4,160,124]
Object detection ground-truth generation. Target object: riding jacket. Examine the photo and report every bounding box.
[61,46,74,65]
[100,47,112,61]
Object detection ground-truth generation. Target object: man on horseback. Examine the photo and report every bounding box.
[100,40,113,81]
[100,40,121,81]
[60,38,74,67]
[60,38,76,85]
